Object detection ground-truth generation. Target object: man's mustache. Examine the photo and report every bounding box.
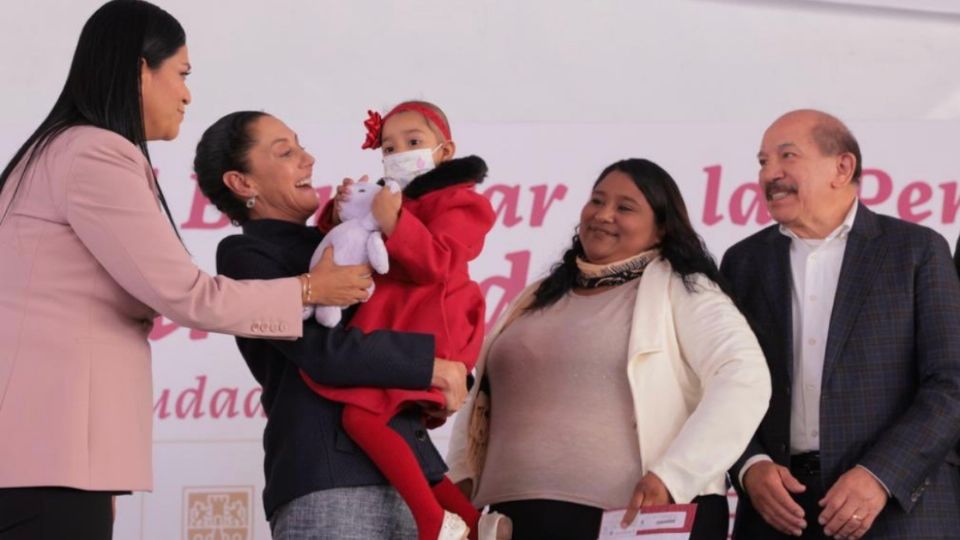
[765,180,798,201]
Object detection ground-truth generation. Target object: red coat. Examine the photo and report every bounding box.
[304,156,495,413]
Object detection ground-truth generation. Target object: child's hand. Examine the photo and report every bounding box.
[372,185,402,236]
[332,175,369,224]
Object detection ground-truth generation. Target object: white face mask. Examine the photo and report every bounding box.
[382,145,443,187]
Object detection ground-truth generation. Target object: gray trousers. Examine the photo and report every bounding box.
[269,485,417,540]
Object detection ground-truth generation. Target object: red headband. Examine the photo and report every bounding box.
[361,103,451,150]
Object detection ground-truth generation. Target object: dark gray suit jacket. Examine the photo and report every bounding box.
[722,204,960,538]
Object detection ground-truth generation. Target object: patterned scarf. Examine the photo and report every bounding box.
[574,249,659,288]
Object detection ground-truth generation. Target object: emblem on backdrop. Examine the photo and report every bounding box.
[183,486,253,540]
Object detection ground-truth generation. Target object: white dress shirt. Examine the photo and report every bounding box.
[737,200,889,492]
[739,201,860,483]
[785,203,857,453]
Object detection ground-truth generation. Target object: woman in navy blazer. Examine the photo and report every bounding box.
[195,110,468,540]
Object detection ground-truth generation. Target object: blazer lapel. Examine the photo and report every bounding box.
[822,204,885,386]
[760,230,795,385]
[627,257,669,359]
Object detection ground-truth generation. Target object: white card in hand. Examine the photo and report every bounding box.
[597,503,697,539]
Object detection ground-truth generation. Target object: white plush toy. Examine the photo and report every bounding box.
[304,180,400,327]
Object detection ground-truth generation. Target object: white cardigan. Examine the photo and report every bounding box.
[446,257,771,505]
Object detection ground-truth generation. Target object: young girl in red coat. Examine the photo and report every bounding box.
[301,101,511,540]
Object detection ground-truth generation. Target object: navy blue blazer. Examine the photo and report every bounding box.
[216,219,446,519]
[721,204,960,538]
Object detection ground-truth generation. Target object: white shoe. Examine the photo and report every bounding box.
[438,510,470,540]
[478,511,513,540]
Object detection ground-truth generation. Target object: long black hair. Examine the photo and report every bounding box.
[0,0,185,232]
[528,158,733,310]
[194,111,270,225]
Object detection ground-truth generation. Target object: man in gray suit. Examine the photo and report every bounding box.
[723,109,960,539]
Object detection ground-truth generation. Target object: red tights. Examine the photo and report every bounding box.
[342,404,480,540]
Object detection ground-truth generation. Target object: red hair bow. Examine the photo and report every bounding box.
[361,110,383,150]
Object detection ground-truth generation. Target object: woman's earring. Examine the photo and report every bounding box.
[245,196,257,209]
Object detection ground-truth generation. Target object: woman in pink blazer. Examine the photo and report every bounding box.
[0,2,371,538]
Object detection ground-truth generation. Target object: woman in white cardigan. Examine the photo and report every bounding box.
[446,158,771,540]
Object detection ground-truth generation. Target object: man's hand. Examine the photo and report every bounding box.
[818,467,888,539]
[307,247,372,306]
[743,461,808,536]
[431,358,467,414]
[621,472,673,528]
